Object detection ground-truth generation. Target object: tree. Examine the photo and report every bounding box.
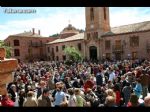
[64,46,82,62]
[49,33,59,37]
[0,40,11,58]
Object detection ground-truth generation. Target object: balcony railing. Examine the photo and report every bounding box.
[29,43,43,47]
[112,45,124,53]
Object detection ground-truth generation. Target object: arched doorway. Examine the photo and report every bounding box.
[89,46,97,60]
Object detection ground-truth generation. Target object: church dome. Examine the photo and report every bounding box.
[60,24,79,35]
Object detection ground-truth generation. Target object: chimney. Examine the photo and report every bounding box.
[32,28,35,35]
[38,30,40,35]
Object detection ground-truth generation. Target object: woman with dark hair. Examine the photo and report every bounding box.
[113,84,121,106]
[127,93,139,107]
[122,82,132,106]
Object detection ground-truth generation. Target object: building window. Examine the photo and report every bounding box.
[62,45,65,50]
[103,7,107,20]
[63,55,66,61]
[40,40,42,45]
[30,40,32,45]
[90,8,94,21]
[95,32,98,38]
[106,53,111,60]
[47,47,50,53]
[14,49,20,56]
[130,36,139,47]
[105,40,111,50]
[56,46,58,52]
[52,48,54,53]
[78,43,82,51]
[87,33,90,40]
[56,56,59,61]
[132,52,137,59]
[14,39,20,46]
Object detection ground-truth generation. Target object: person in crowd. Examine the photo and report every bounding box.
[133,79,142,98]
[127,93,139,107]
[54,82,67,107]
[18,89,26,107]
[140,69,150,99]
[113,84,121,106]
[36,81,46,98]
[38,88,51,107]
[122,82,132,106]
[105,96,117,107]
[23,91,38,107]
[74,88,86,107]
[1,94,14,107]
[144,95,150,107]
[8,84,17,102]
[96,69,103,86]
[67,88,77,107]
[108,69,116,83]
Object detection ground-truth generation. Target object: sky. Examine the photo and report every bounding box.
[0,7,150,40]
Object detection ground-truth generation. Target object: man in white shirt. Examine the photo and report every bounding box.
[108,69,116,82]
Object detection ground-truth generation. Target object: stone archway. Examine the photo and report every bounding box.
[89,46,97,60]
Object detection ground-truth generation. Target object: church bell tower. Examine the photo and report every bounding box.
[85,7,110,40]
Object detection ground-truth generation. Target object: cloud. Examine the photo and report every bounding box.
[109,7,150,27]
[0,8,85,40]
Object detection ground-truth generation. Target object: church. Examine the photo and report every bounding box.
[4,7,150,62]
[46,7,150,61]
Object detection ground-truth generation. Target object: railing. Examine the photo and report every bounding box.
[112,45,124,53]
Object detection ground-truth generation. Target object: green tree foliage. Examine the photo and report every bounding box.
[49,33,59,37]
[0,40,11,58]
[64,46,82,62]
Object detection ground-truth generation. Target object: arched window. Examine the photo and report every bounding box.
[90,8,94,21]
[14,39,20,46]
[103,7,107,20]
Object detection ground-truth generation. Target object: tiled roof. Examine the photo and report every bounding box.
[9,31,43,37]
[102,21,150,36]
[47,33,84,44]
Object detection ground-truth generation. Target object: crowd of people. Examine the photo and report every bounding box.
[0,59,150,107]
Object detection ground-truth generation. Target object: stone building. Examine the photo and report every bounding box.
[46,7,150,61]
[4,7,150,62]
[4,28,57,62]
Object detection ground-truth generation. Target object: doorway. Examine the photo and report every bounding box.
[89,46,97,60]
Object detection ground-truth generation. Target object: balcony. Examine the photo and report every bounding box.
[29,42,43,47]
[112,45,124,53]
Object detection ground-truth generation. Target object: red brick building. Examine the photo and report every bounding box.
[4,28,57,62]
